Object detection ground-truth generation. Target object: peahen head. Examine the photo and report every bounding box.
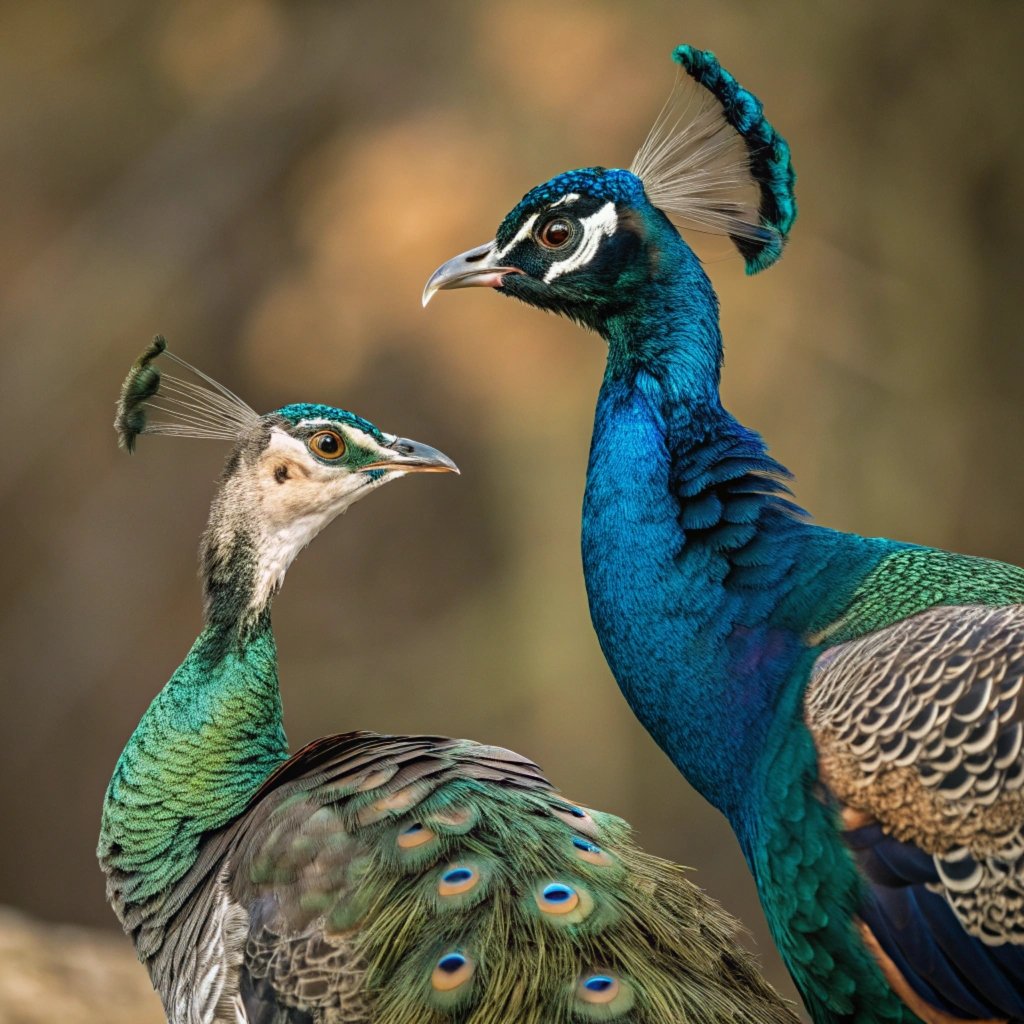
[116,337,457,632]
[424,45,796,341]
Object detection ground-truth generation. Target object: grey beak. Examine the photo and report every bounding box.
[363,437,460,475]
[422,242,522,307]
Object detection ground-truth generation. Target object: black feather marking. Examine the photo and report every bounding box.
[115,335,167,453]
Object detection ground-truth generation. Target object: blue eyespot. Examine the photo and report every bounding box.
[572,837,601,853]
[442,868,474,885]
[437,953,466,974]
[402,823,423,834]
[583,975,615,993]
[542,883,574,903]
[569,806,586,818]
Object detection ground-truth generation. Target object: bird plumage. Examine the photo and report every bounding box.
[99,341,797,1024]
[427,44,1024,1024]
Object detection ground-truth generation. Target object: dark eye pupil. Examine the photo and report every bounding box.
[317,434,338,453]
[542,219,570,246]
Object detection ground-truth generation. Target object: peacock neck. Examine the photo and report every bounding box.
[583,277,887,819]
[99,524,290,919]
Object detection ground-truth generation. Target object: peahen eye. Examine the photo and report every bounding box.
[536,217,573,249]
[308,430,345,460]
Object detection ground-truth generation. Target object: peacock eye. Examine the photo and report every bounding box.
[308,430,345,460]
[536,217,573,249]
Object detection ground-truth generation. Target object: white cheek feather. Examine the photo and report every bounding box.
[543,201,618,283]
[247,428,357,613]
[494,212,539,260]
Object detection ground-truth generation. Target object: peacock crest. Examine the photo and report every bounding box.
[114,335,258,452]
[630,45,796,274]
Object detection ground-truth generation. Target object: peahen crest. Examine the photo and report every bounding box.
[114,335,259,452]
[630,45,796,274]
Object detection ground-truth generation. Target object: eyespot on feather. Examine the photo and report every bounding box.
[397,822,436,849]
[578,974,619,1004]
[574,972,635,1018]
[438,865,479,897]
[572,836,613,867]
[536,881,580,915]
[431,951,474,991]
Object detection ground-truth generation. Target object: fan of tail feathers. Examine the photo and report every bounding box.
[630,45,796,274]
[114,335,258,452]
[135,732,797,1024]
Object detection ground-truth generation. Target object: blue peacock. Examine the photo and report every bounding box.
[97,337,798,1024]
[426,44,1024,1024]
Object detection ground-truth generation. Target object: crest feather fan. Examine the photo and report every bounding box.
[630,45,796,274]
[114,335,259,452]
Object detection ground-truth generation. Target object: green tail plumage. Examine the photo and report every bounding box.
[231,734,797,1024]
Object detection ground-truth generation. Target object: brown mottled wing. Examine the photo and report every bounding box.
[805,603,1024,944]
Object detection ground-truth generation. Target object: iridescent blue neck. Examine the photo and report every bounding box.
[582,254,884,817]
[599,224,722,411]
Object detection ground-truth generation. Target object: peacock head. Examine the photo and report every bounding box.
[115,337,457,625]
[424,45,796,334]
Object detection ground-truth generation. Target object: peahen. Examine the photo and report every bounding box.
[425,44,1024,1024]
[97,337,798,1024]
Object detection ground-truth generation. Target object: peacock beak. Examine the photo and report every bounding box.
[362,437,460,475]
[422,243,522,306]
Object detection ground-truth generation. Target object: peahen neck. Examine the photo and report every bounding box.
[99,488,291,919]
[582,243,887,820]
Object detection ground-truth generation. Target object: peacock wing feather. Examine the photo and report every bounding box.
[806,602,1024,1020]
[146,732,798,1024]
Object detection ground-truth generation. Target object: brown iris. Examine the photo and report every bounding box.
[537,217,573,249]
[308,430,345,459]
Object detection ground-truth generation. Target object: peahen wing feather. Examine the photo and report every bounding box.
[144,731,797,1024]
[806,603,1024,1020]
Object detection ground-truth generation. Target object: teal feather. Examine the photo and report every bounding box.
[672,45,796,273]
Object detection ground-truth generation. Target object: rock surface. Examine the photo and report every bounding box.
[0,906,163,1023]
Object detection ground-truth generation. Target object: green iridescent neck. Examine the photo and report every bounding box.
[99,565,289,916]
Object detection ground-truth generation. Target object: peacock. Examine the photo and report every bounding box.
[97,337,798,1024]
[425,44,1024,1024]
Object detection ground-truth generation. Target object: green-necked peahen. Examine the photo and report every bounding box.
[425,44,1024,1024]
[97,337,798,1024]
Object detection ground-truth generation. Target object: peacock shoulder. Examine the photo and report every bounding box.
[810,545,1024,647]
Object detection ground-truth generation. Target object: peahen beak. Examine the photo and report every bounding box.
[362,437,460,475]
[422,243,522,306]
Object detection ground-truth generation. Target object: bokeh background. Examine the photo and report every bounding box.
[1,1,1022,1019]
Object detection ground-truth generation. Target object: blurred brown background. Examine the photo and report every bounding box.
[1,1,1022,1019]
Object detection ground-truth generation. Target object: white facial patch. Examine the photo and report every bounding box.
[245,426,384,613]
[543,201,618,283]
[494,212,539,261]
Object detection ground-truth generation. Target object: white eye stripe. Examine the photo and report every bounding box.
[543,202,617,283]
[494,213,539,260]
[550,192,581,208]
